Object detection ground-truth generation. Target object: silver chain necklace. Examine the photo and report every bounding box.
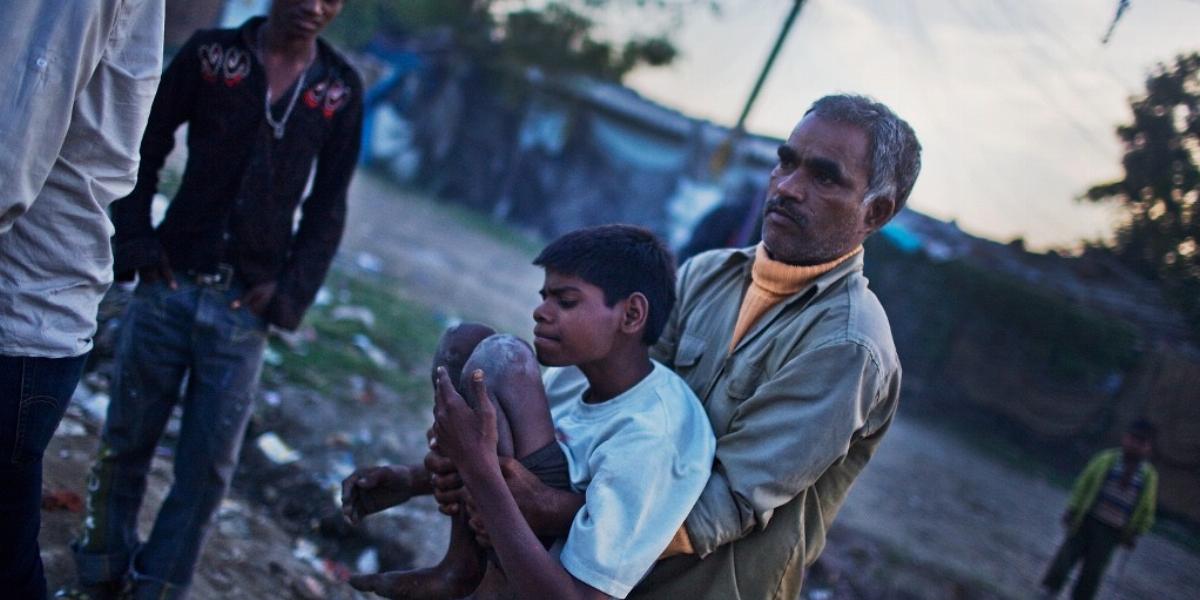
[258,28,310,140]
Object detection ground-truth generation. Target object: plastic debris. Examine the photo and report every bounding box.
[352,334,390,368]
[216,501,251,538]
[356,547,380,574]
[82,371,108,392]
[330,451,357,482]
[55,417,87,437]
[332,305,377,328]
[325,432,352,449]
[314,286,333,307]
[355,252,384,274]
[321,558,352,583]
[41,490,84,513]
[293,538,319,561]
[292,575,326,600]
[263,390,282,408]
[257,432,301,464]
[72,389,110,424]
[350,375,377,404]
[274,325,317,351]
[263,347,284,367]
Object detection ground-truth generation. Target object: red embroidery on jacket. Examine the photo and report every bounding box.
[198,43,250,87]
[322,79,350,119]
[198,44,223,83]
[302,78,352,119]
[222,48,251,87]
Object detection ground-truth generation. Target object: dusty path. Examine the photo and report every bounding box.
[339,172,543,337]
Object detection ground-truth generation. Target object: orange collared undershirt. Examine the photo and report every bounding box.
[727,243,863,352]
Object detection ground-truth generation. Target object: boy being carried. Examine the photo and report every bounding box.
[344,225,716,599]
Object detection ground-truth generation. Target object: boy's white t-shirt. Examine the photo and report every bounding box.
[542,360,716,599]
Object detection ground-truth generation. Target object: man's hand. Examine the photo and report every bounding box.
[341,465,416,525]
[659,525,695,559]
[137,256,177,289]
[232,280,277,316]
[425,441,465,516]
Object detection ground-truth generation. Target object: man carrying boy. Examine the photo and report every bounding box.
[360,94,921,598]
[1040,420,1158,600]
[346,225,716,599]
[432,94,920,599]
[68,1,362,598]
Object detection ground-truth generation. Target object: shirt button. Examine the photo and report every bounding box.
[35,57,48,69]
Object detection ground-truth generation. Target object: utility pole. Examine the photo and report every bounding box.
[710,0,808,175]
[735,0,808,132]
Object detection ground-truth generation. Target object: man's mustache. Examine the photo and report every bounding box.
[765,196,803,225]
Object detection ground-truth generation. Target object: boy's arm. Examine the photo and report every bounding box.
[340,463,432,525]
[433,369,608,600]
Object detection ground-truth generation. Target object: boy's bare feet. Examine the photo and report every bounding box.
[349,560,483,600]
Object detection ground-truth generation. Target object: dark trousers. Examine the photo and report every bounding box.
[0,353,88,600]
[1042,515,1124,600]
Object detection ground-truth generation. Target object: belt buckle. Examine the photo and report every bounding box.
[213,263,234,291]
[195,264,234,291]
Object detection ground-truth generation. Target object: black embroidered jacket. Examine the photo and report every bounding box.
[112,17,363,330]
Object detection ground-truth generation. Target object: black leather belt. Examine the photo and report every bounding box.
[187,263,235,291]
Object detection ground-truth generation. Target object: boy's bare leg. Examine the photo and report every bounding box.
[343,323,500,526]
[349,324,499,599]
[352,335,556,599]
[455,335,557,600]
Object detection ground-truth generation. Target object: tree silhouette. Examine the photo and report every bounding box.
[1085,52,1200,341]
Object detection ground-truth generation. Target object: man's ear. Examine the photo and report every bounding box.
[863,196,896,234]
[620,293,649,337]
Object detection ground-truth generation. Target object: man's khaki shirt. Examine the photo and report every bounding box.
[631,246,901,600]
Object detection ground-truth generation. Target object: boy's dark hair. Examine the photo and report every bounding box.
[1127,419,1157,442]
[533,224,676,345]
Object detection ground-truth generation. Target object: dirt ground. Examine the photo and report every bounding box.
[39,172,1200,599]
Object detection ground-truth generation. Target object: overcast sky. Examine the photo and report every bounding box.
[617,0,1200,249]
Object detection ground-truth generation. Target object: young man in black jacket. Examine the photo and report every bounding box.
[68,1,362,598]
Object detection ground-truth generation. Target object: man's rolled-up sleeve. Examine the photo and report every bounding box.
[684,340,885,556]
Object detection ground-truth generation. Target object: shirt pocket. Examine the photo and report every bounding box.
[725,362,764,402]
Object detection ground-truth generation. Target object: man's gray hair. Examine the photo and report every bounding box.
[804,94,922,215]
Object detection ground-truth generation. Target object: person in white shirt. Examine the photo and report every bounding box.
[0,2,163,599]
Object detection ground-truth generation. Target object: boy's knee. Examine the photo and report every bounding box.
[433,322,496,391]
[462,334,540,401]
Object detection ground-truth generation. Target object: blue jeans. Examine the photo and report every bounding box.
[73,279,267,600]
[0,353,88,600]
